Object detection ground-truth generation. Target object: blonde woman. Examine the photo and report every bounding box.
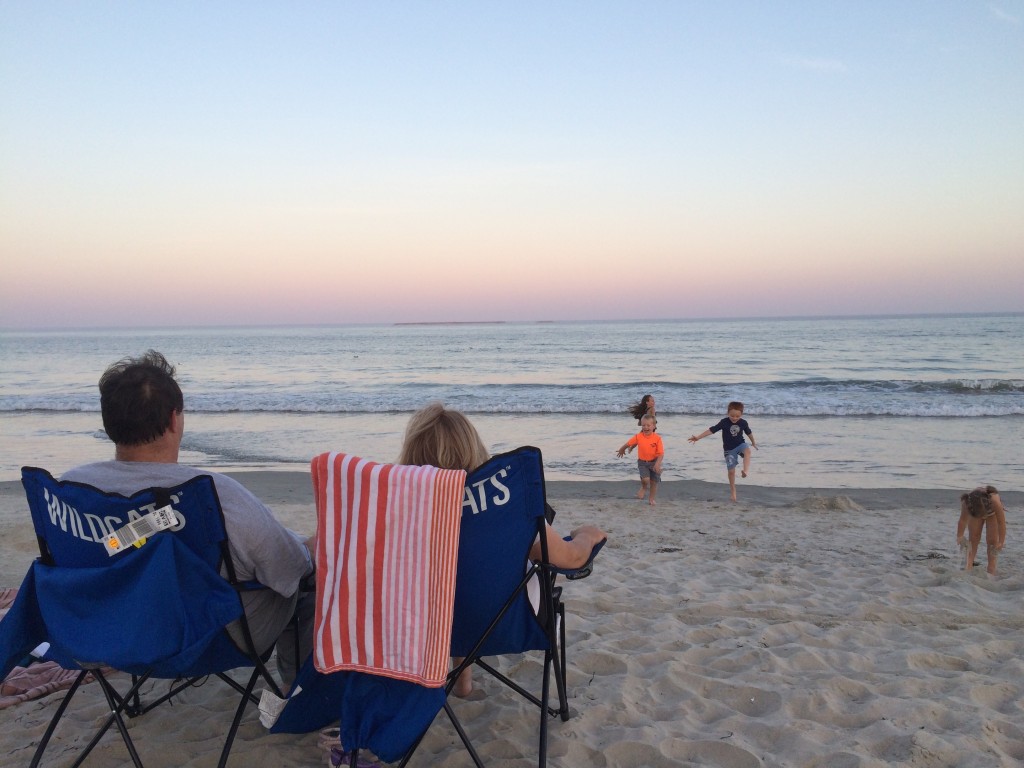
[398,402,607,696]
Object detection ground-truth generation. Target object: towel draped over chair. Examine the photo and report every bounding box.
[312,452,465,688]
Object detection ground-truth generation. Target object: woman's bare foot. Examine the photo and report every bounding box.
[453,667,474,698]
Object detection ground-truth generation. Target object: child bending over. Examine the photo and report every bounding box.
[957,485,1007,576]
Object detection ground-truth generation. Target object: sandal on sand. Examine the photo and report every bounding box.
[329,747,381,767]
[318,728,381,768]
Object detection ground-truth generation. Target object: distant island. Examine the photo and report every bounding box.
[393,321,508,326]
[393,320,556,326]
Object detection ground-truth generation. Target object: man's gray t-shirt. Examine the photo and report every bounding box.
[60,461,311,653]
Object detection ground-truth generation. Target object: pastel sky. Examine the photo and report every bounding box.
[2,2,1022,328]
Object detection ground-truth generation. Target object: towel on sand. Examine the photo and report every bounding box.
[0,587,103,710]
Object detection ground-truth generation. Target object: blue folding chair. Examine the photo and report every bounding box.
[434,445,592,768]
[271,446,602,768]
[0,467,285,768]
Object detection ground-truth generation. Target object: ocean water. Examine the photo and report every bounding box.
[0,315,1021,490]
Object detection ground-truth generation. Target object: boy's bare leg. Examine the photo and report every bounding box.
[741,448,751,478]
[649,478,658,506]
[637,478,649,500]
[727,468,737,502]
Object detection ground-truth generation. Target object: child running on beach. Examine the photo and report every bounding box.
[616,414,664,505]
[689,401,757,502]
[629,394,656,427]
[956,485,1007,576]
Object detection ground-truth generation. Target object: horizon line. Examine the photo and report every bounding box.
[1,310,1022,334]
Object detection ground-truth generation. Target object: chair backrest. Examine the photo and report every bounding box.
[22,466,227,570]
[449,446,551,658]
[17,467,245,677]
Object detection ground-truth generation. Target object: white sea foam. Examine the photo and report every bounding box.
[1,315,1022,487]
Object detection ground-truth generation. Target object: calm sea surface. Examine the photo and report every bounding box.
[1,315,1021,490]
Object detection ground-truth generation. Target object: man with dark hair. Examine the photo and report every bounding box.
[63,351,314,685]
[98,351,185,446]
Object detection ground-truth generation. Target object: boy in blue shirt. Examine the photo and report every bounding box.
[689,401,757,502]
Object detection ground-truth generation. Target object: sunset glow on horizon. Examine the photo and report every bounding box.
[2,2,1022,329]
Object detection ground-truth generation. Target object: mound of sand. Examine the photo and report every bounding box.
[790,495,865,513]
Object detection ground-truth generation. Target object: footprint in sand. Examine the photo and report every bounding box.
[575,650,629,676]
[799,752,862,768]
[982,720,1024,762]
[700,680,782,717]
[659,738,761,768]
[603,741,681,768]
[905,651,969,672]
[970,681,1020,713]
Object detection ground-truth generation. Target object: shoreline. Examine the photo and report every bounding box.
[220,473,1024,512]
[3,473,1021,514]
[4,409,1023,492]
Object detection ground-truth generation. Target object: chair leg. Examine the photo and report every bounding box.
[31,669,148,768]
[128,673,143,717]
[29,670,89,768]
[132,674,209,715]
[539,647,553,768]
[216,667,262,768]
[442,702,486,768]
[98,676,146,768]
[71,671,146,768]
[554,602,570,721]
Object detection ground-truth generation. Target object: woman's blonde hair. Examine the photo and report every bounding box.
[961,485,999,519]
[398,402,490,472]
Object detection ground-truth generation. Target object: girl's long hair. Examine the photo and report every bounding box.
[629,394,653,423]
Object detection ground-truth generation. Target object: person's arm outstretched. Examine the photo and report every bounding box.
[956,498,969,546]
[688,429,711,444]
[616,435,637,457]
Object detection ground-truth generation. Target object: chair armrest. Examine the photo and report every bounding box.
[548,538,606,580]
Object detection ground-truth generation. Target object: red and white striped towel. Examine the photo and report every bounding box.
[311,453,465,688]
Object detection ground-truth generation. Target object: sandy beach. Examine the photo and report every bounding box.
[1,473,1021,767]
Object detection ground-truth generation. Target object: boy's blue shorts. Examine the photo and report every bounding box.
[723,443,750,469]
[637,459,662,483]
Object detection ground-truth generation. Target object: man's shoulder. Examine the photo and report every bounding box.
[61,461,113,478]
[61,461,243,495]
[64,461,202,479]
